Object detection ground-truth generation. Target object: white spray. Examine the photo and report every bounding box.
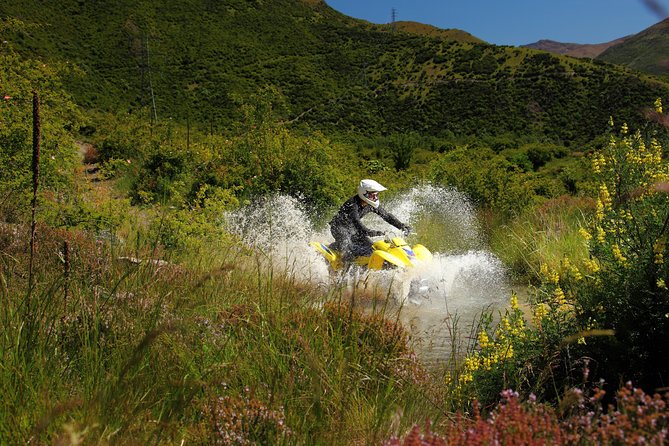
[224,186,510,363]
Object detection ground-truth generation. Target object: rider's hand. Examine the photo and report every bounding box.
[402,225,413,236]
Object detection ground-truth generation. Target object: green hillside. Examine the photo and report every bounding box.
[598,18,669,78]
[1,0,668,144]
[390,21,484,43]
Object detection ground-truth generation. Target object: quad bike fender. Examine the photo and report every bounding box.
[368,250,408,270]
[309,242,342,270]
[372,239,391,251]
[412,244,432,262]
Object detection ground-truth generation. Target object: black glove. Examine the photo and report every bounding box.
[369,230,384,237]
[401,225,413,236]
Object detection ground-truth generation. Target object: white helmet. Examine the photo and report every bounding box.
[357,179,387,208]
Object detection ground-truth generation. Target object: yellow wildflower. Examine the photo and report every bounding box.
[597,226,606,243]
[621,123,629,134]
[548,269,559,285]
[464,354,481,372]
[477,330,490,349]
[591,153,606,173]
[584,258,600,273]
[654,239,665,265]
[460,373,473,384]
[554,287,566,304]
[612,244,627,264]
[510,293,519,310]
[599,184,612,210]
[561,256,571,269]
[539,262,549,277]
[483,355,493,371]
[513,316,525,333]
[658,278,667,290]
[501,316,512,333]
[655,98,663,114]
[533,303,549,325]
[651,138,662,153]
[444,373,452,386]
[596,199,605,220]
[503,344,514,359]
[579,228,592,241]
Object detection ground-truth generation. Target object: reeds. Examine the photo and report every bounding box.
[1,227,452,444]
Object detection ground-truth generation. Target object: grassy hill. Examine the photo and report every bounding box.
[390,21,484,43]
[523,37,628,58]
[598,18,669,77]
[1,0,668,144]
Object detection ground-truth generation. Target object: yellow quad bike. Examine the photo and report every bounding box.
[310,235,432,272]
[309,235,434,304]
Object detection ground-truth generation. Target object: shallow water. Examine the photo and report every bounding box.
[224,187,512,365]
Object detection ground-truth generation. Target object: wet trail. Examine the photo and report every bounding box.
[224,186,511,365]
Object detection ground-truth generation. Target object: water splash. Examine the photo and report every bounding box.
[223,186,510,362]
[224,194,331,282]
[386,184,482,252]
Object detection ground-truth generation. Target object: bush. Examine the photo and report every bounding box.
[430,147,538,218]
[457,103,669,406]
[386,384,669,445]
[387,132,419,171]
[131,144,189,204]
[565,114,669,392]
[0,52,83,222]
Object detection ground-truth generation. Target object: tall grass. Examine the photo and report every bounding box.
[0,222,452,444]
[487,196,594,283]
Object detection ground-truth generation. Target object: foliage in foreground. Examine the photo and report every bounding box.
[454,101,669,407]
[387,384,669,445]
[0,219,439,444]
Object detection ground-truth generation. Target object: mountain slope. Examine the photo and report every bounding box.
[1,0,668,144]
[523,37,628,58]
[390,21,484,43]
[597,18,669,77]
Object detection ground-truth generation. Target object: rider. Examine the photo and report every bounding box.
[329,179,412,261]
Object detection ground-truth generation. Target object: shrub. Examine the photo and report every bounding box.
[450,291,580,406]
[387,384,669,445]
[131,144,189,204]
[430,146,538,217]
[462,104,669,407]
[564,113,669,392]
[202,392,291,446]
[387,132,419,171]
[0,49,83,222]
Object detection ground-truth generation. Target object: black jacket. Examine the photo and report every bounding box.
[329,195,405,237]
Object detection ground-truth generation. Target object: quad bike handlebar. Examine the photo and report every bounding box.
[370,228,415,241]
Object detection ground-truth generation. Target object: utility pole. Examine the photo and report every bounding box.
[145,36,158,124]
[391,8,397,31]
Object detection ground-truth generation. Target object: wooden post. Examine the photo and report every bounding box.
[63,240,70,304]
[28,91,41,288]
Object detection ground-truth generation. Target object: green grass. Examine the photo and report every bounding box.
[0,222,455,444]
[487,195,594,283]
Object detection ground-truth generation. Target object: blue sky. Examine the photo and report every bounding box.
[324,0,668,46]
